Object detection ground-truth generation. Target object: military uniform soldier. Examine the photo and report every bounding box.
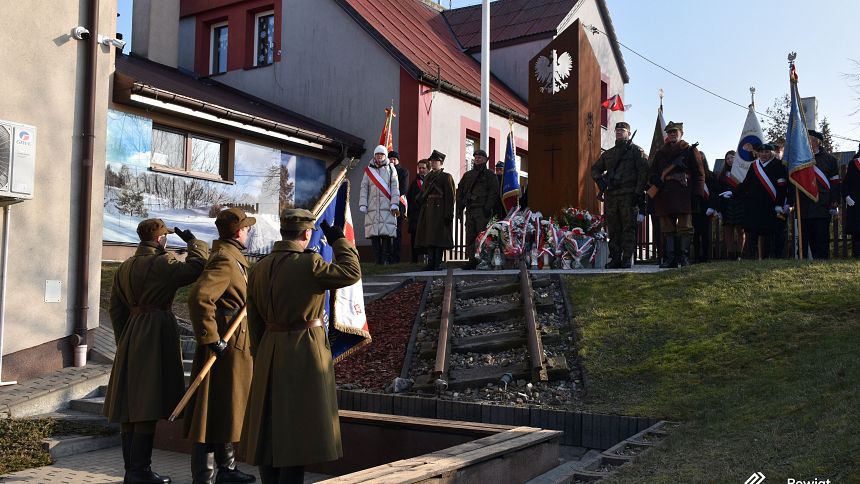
[591,122,649,268]
[457,149,501,269]
[241,210,361,484]
[184,208,257,484]
[104,218,208,484]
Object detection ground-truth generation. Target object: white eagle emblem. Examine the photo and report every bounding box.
[534,49,573,94]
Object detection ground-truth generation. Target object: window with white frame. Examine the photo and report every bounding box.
[254,11,275,66]
[211,22,228,74]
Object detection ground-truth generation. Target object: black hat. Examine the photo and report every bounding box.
[216,207,256,239]
[665,121,683,132]
[473,149,488,159]
[387,151,400,160]
[615,121,631,131]
[755,143,775,152]
[280,208,316,231]
[495,161,505,168]
[807,129,824,141]
[137,218,173,241]
[429,150,446,162]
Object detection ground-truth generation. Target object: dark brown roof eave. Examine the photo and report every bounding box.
[115,80,365,158]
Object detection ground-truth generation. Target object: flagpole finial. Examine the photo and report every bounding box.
[750,87,756,107]
[658,88,664,108]
[788,52,797,65]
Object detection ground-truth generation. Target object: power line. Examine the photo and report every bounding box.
[586,25,860,144]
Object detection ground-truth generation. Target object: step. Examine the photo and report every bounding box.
[42,433,121,460]
[526,450,604,484]
[69,396,105,414]
[0,364,112,418]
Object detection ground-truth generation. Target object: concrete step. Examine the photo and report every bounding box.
[0,364,112,418]
[69,396,105,414]
[525,449,604,484]
[43,433,121,460]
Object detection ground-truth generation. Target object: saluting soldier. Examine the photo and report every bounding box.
[184,208,257,484]
[241,210,361,484]
[104,219,208,484]
[591,122,649,268]
[789,129,840,259]
[647,121,705,268]
[415,150,455,271]
[457,149,501,269]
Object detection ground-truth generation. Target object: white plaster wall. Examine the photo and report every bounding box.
[0,0,114,354]
[216,0,403,246]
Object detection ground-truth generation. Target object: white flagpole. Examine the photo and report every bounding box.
[480,0,490,155]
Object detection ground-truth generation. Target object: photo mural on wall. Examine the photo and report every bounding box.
[104,109,327,254]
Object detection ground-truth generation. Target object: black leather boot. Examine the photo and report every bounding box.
[605,250,622,269]
[215,443,256,483]
[434,248,445,270]
[121,431,133,471]
[422,248,436,271]
[659,237,677,268]
[126,433,171,483]
[278,466,304,484]
[192,443,216,484]
[618,252,632,269]
[677,236,691,267]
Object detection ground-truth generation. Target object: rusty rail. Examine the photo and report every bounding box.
[520,260,547,381]
[432,268,455,381]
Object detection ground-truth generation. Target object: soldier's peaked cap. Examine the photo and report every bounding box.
[807,129,824,141]
[615,121,631,131]
[280,208,316,231]
[216,207,256,238]
[429,150,446,162]
[473,149,488,159]
[665,121,683,132]
[137,218,174,240]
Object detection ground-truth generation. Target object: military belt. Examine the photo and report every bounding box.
[265,319,323,332]
[129,303,172,316]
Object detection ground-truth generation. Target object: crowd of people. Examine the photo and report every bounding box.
[594,121,860,267]
[105,208,360,484]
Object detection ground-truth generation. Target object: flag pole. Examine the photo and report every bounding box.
[480,0,490,155]
[795,186,804,259]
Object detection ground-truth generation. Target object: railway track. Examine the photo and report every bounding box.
[411,264,570,393]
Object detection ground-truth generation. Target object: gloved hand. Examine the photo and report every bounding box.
[174,227,196,243]
[705,208,715,217]
[320,220,345,242]
[209,339,228,358]
[719,191,733,199]
[636,213,646,223]
[358,205,367,214]
[830,207,839,216]
[716,212,722,220]
[775,206,785,215]
[847,195,856,207]
[390,204,400,217]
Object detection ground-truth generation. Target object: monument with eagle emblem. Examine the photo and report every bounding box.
[528,19,602,216]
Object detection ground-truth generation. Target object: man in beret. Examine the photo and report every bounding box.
[591,121,649,268]
[184,208,257,484]
[456,148,501,270]
[388,150,409,263]
[104,218,209,484]
[646,121,705,268]
[787,130,840,259]
[241,209,361,484]
[415,150,455,270]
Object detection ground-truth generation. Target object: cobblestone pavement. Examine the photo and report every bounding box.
[1,446,328,483]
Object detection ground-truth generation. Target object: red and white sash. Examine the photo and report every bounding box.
[702,182,710,201]
[365,165,408,215]
[853,158,860,173]
[813,166,831,190]
[752,160,777,203]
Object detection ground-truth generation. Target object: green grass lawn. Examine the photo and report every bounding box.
[567,260,860,482]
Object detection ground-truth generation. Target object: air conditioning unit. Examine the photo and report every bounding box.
[0,119,36,200]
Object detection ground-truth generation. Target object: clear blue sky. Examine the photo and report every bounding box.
[120,0,860,159]
[452,0,860,160]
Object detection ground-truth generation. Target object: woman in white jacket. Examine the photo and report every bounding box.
[359,145,400,264]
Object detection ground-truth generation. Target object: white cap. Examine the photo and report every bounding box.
[374,145,387,155]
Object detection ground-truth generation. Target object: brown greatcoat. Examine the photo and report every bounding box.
[241,238,361,467]
[103,239,209,423]
[415,169,455,249]
[647,140,705,216]
[183,239,253,443]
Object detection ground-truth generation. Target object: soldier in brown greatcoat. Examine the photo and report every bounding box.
[184,208,257,484]
[457,149,501,269]
[415,150,455,271]
[241,209,361,484]
[104,218,208,484]
[647,121,705,268]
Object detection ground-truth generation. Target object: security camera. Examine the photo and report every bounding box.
[72,26,91,41]
[98,35,126,50]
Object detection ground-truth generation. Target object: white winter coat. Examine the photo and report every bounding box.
[359,160,400,238]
